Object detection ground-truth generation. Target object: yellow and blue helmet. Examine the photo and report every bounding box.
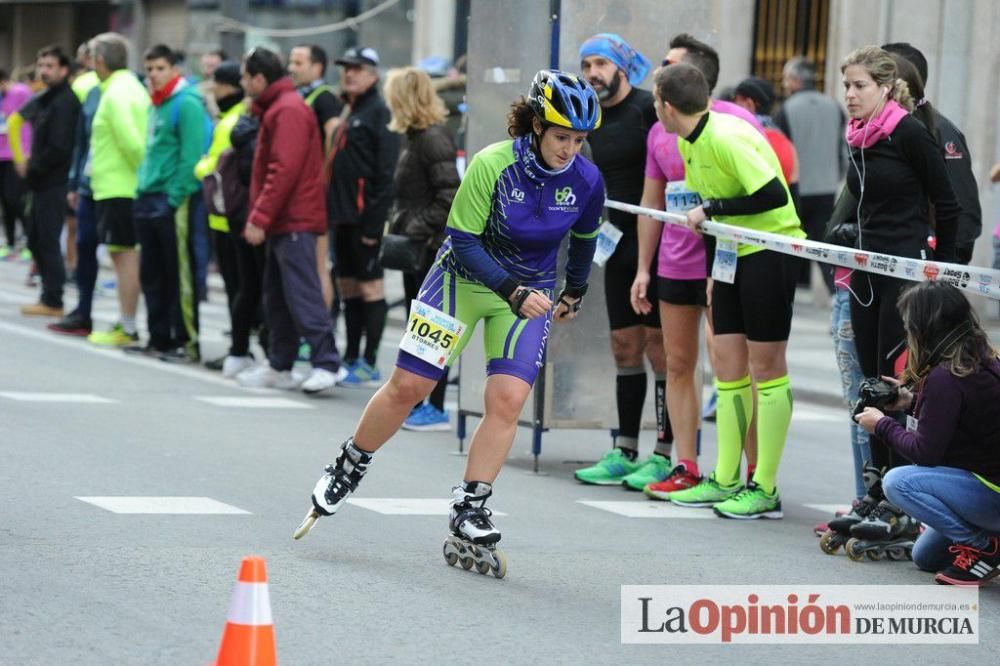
[528,69,602,131]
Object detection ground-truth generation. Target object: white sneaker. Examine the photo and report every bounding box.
[222,355,255,378]
[237,364,302,390]
[301,367,346,395]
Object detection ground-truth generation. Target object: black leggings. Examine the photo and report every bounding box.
[849,271,908,470]
[0,161,25,247]
[230,233,267,357]
[403,260,448,411]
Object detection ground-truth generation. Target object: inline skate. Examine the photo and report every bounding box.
[819,463,884,555]
[845,499,920,561]
[293,437,374,539]
[442,481,507,579]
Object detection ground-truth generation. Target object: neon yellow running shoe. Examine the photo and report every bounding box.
[667,472,742,508]
[87,323,138,348]
[713,482,783,520]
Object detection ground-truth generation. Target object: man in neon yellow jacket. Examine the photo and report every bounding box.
[194,60,248,373]
[85,32,150,349]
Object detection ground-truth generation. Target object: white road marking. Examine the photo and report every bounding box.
[0,319,276,392]
[576,500,716,519]
[75,496,251,514]
[346,498,508,516]
[0,391,117,403]
[196,396,313,409]
[803,503,852,515]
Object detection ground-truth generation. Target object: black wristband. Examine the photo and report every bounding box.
[561,283,588,299]
[509,286,534,319]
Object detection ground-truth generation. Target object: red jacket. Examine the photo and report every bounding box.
[248,77,326,236]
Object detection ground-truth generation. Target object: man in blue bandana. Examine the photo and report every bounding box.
[575,34,676,492]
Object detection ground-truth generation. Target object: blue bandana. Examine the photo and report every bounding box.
[579,33,651,86]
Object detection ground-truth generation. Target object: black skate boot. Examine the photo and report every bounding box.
[293,437,374,539]
[442,481,507,578]
[820,463,884,555]
[846,499,920,562]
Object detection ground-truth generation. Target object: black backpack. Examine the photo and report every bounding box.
[202,147,248,225]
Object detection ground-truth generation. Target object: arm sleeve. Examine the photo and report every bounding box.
[709,177,787,217]
[247,112,308,231]
[564,176,605,289]
[873,370,958,466]
[445,152,518,298]
[360,105,401,237]
[169,97,210,207]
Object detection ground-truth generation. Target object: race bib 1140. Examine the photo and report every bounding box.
[399,301,466,369]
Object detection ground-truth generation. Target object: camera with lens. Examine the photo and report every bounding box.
[852,377,899,417]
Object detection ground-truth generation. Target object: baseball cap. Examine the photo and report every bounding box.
[335,46,380,68]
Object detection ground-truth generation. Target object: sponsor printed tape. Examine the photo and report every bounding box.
[606,199,1000,301]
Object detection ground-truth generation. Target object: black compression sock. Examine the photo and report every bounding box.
[616,367,647,443]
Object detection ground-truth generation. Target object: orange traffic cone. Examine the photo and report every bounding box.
[214,556,277,666]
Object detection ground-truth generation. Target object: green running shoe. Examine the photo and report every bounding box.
[621,454,672,491]
[668,473,742,508]
[574,448,641,485]
[713,481,783,520]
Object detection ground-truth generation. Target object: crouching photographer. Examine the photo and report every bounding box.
[855,281,1000,586]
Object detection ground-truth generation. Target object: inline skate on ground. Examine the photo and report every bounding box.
[293,438,373,539]
[819,463,883,555]
[442,481,507,579]
[844,499,920,562]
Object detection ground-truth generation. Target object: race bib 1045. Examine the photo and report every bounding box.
[399,301,466,369]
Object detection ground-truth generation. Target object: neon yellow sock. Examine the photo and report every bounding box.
[752,375,793,494]
[713,376,752,486]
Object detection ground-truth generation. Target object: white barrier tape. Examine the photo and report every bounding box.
[606,199,1000,302]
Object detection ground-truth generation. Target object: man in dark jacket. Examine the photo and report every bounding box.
[329,46,401,387]
[882,42,982,265]
[19,45,81,317]
[239,47,344,395]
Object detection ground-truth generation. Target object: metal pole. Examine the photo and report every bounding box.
[548,0,561,70]
[219,0,247,59]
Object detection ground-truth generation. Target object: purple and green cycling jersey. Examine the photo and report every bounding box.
[396,135,605,386]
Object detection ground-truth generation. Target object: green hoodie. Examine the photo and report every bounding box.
[137,79,209,208]
[90,69,150,201]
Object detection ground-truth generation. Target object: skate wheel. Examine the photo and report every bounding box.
[293,510,319,540]
[845,538,866,562]
[460,556,474,570]
[866,549,884,561]
[442,541,459,567]
[819,530,841,555]
[491,548,507,579]
[886,547,906,561]
[476,561,491,575]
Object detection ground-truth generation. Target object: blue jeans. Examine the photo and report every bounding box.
[885,465,1000,572]
[189,193,210,301]
[831,288,871,498]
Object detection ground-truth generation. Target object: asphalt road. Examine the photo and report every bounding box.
[1,260,997,664]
